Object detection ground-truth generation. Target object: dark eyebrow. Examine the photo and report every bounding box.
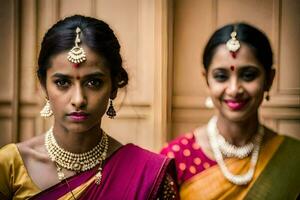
[239,65,259,69]
[83,72,106,79]
[212,67,228,72]
[51,73,72,79]
[51,72,106,79]
[237,65,261,72]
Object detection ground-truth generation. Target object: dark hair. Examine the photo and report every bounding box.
[203,23,273,75]
[37,15,128,90]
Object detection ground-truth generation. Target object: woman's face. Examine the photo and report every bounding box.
[206,44,271,122]
[45,46,113,132]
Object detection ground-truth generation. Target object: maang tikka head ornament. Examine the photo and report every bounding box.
[226,25,241,53]
[67,27,87,64]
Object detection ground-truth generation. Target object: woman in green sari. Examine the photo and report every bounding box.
[161,23,300,199]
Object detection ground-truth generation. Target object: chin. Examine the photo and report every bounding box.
[64,123,94,133]
[219,110,257,123]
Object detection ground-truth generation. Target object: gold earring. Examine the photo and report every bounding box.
[40,100,53,117]
[106,99,116,119]
[205,96,214,109]
[265,91,270,101]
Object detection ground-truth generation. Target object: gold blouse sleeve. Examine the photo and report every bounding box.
[0,144,40,199]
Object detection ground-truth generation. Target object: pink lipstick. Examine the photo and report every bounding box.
[68,112,89,121]
[225,100,248,110]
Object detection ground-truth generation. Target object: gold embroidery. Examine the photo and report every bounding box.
[161,174,177,199]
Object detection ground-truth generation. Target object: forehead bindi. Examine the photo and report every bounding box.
[230,65,235,71]
[230,51,238,59]
[72,63,80,68]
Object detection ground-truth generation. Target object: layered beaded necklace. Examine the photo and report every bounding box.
[217,130,255,159]
[207,116,264,185]
[45,127,108,185]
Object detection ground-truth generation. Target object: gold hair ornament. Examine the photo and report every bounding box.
[67,27,87,64]
[226,27,241,52]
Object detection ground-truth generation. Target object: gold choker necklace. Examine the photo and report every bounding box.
[45,127,109,185]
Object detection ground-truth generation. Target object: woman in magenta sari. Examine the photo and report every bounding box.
[0,15,178,199]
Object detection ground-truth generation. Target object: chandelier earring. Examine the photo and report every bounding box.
[40,99,53,117]
[106,99,116,119]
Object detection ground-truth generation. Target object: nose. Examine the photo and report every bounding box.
[71,84,87,109]
[227,78,243,97]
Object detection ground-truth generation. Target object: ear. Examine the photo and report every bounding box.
[202,69,209,86]
[264,68,276,91]
[110,87,118,100]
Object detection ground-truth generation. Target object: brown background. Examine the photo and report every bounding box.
[0,0,299,151]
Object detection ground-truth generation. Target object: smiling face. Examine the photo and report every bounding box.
[206,44,271,122]
[45,46,113,132]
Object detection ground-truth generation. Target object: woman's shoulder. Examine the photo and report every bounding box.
[16,134,48,162]
[0,143,20,164]
[0,134,48,176]
[264,127,300,148]
[0,143,24,198]
[160,128,206,158]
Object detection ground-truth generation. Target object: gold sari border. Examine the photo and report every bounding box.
[180,133,284,200]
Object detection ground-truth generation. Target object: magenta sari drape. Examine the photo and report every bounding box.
[31,144,173,200]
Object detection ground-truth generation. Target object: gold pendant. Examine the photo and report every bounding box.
[95,171,102,185]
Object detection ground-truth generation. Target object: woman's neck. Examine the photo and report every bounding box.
[216,114,260,146]
[52,123,103,154]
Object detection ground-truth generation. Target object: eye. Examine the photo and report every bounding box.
[212,70,229,82]
[86,79,103,88]
[240,68,259,82]
[54,79,71,88]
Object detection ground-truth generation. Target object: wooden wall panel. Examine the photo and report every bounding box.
[173,0,213,97]
[20,0,37,102]
[0,0,14,101]
[279,0,300,93]
[59,0,94,17]
[0,120,12,147]
[19,118,35,141]
[0,0,19,144]
[278,119,300,139]
[217,0,275,37]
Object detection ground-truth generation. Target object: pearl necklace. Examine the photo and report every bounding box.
[45,127,108,185]
[217,130,255,159]
[207,116,264,185]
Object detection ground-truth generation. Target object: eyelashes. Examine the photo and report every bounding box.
[85,79,103,88]
[54,79,71,88]
[212,67,260,82]
[53,78,104,89]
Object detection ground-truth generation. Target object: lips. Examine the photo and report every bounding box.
[224,99,248,110]
[67,112,89,121]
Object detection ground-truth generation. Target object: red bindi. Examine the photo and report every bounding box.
[230,65,235,71]
[230,51,237,59]
[72,63,80,68]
